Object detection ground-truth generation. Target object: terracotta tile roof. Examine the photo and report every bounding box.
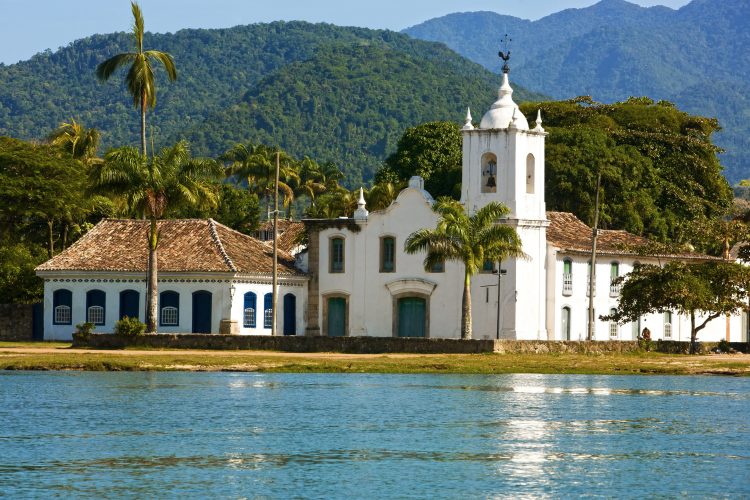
[546,211,713,260]
[36,219,302,275]
[257,220,305,254]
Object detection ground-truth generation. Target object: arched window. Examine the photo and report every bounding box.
[119,289,140,320]
[610,262,620,296]
[264,293,273,329]
[562,259,573,295]
[243,292,257,328]
[561,306,571,341]
[380,236,396,272]
[330,237,345,273]
[481,153,498,193]
[53,289,72,325]
[86,290,106,325]
[160,291,179,326]
[664,311,673,339]
[609,308,618,339]
[526,153,535,194]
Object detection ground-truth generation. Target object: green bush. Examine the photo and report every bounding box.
[114,316,146,338]
[72,322,95,343]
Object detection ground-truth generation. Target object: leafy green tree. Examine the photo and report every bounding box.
[520,97,732,242]
[0,243,46,304]
[47,119,101,163]
[89,141,222,332]
[604,261,750,353]
[405,200,524,339]
[0,137,108,257]
[96,1,176,157]
[381,121,463,199]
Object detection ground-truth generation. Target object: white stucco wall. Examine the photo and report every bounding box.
[40,272,307,340]
[547,252,746,343]
[315,183,505,339]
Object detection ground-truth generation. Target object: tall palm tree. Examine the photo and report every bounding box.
[96,2,176,158]
[48,119,101,164]
[405,200,525,339]
[89,141,222,332]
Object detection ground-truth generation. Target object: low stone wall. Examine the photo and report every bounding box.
[76,334,750,354]
[0,304,34,341]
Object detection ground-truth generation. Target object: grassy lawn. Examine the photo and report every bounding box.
[0,342,748,375]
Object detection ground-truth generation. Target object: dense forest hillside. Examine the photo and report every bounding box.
[0,22,542,186]
[404,0,750,182]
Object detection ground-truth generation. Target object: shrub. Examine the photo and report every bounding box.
[73,322,95,343]
[114,316,146,338]
[716,339,731,353]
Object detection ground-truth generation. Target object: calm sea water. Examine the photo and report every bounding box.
[0,372,749,499]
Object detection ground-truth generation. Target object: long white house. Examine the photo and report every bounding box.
[36,219,307,340]
[36,68,749,343]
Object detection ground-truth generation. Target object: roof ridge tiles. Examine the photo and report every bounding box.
[207,219,238,273]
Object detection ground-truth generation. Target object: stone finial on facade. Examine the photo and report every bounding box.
[533,109,545,133]
[353,187,369,220]
[462,107,474,130]
[509,107,520,130]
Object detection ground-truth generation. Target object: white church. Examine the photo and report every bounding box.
[36,67,749,344]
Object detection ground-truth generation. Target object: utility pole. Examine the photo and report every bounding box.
[272,151,280,336]
[587,171,602,341]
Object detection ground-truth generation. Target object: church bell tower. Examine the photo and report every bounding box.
[460,40,548,340]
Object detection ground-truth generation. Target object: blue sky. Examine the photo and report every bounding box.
[0,0,691,65]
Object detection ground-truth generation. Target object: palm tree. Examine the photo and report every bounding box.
[89,141,222,332]
[96,2,176,158]
[295,156,327,209]
[223,143,299,217]
[48,119,101,164]
[405,200,525,339]
[367,181,402,211]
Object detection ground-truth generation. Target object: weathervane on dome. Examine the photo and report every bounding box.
[498,34,512,74]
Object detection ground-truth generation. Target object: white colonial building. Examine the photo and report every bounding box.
[35,68,749,343]
[36,219,307,340]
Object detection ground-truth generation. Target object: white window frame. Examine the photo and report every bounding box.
[664,311,673,339]
[264,308,273,329]
[244,307,256,328]
[160,306,179,326]
[87,305,104,325]
[54,305,71,325]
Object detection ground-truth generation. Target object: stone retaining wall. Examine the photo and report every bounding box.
[0,304,33,341]
[79,334,748,354]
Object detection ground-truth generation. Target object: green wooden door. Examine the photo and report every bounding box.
[398,297,426,338]
[327,297,346,337]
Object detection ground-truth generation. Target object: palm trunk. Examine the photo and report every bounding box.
[146,218,159,333]
[47,219,55,258]
[461,270,472,340]
[140,92,147,158]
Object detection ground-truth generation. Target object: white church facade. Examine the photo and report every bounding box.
[36,69,748,343]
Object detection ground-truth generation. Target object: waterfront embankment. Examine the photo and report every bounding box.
[1,343,748,375]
